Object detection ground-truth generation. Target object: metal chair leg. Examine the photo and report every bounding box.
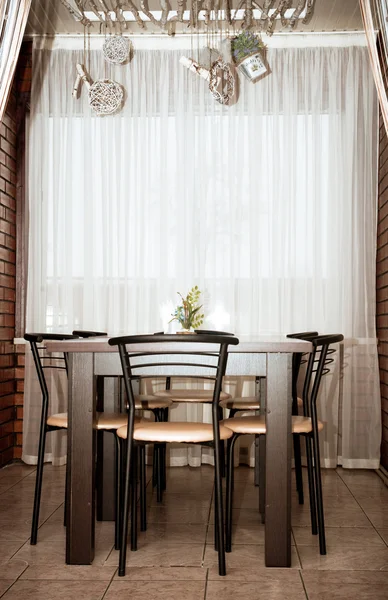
[114,437,122,550]
[293,433,304,504]
[130,445,138,551]
[226,433,238,552]
[311,432,326,554]
[118,438,133,577]
[214,434,226,576]
[139,444,147,532]
[31,423,48,545]
[305,434,318,535]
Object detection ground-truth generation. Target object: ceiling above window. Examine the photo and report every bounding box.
[26,0,363,36]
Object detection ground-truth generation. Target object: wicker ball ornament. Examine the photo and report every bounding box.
[102,35,131,65]
[73,64,124,116]
[88,79,124,116]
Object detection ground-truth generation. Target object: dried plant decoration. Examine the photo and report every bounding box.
[61,1,317,35]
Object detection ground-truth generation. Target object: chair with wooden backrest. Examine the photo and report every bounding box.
[25,332,136,547]
[109,333,239,577]
[223,334,343,556]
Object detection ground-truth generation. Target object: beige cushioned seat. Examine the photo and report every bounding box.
[220,396,260,411]
[222,415,324,435]
[47,412,146,430]
[154,389,231,403]
[134,395,172,410]
[117,421,234,443]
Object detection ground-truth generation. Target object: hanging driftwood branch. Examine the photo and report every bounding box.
[242,0,253,30]
[122,1,145,29]
[60,0,93,27]
[288,0,307,29]
[62,1,316,34]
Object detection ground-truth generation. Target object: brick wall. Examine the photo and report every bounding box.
[377,110,388,471]
[0,43,31,467]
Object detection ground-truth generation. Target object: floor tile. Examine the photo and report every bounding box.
[0,561,28,580]
[301,570,388,599]
[377,528,388,545]
[20,565,117,580]
[207,522,266,545]
[0,465,36,480]
[0,580,109,600]
[292,505,372,528]
[207,567,302,582]
[104,580,206,600]
[13,540,113,567]
[0,543,25,563]
[105,542,205,567]
[0,581,14,596]
[205,580,306,599]
[362,509,388,528]
[203,545,301,568]
[298,544,388,570]
[112,566,207,580]
[140,522,208,544]
[146,504,211,523]
[292,526,385,546]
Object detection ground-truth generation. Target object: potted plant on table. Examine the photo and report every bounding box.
[170,286,204,333]
[231,31,268,83]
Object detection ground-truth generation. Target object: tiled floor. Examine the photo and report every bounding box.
[0,463,388,599]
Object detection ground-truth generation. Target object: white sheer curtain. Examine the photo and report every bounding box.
[23,34,380,469]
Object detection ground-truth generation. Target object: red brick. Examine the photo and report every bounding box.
[0,327,15,341]
[1,263,16,277]
[0,191,16,211]
[0,274,16,289]
[0,421,13,436]
[16,380,24,393]
[13,420,22,433]
[0,381,14,395]
[16,354,25,366]
[0,407,14,424]
[13,393,24,406]
[0,137,14,156]
[1,447,14,466]
[0,394,14,409]
[0,288,15,301]
[0,434,13,452]
[14,367,24,380]
[0,368,15,382]
[13,447,22,459]
[16,406,23,420]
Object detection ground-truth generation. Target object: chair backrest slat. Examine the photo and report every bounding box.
[109,334,239,418]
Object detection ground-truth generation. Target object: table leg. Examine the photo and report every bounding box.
[66,352,96,565]
[96,377,119,522]
[265,352,292,567]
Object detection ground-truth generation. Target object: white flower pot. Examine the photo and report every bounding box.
[238,52,267,83]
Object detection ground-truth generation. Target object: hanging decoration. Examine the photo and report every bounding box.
[102,35,132,64]
[231,31,267,83]
[61,1,317,35]
[73,64,124,116]
[208,59,236,105]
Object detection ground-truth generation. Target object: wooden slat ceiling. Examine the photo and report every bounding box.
[25,0,363,36]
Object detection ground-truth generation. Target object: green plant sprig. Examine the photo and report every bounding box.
[169,286,204,330]
[231,31,266,64]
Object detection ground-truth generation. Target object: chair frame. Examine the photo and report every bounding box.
[225,333,343,555]
[24,332,79,544]
[108,333,238,577]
